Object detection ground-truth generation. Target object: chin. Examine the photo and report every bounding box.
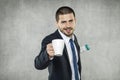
[61,30,73,37]
[65,33,73,37]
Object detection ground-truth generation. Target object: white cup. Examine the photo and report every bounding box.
[52,39,64,56]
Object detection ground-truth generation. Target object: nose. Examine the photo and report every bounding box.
[66,22,71,27]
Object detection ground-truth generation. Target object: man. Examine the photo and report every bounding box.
[34,6,81,80]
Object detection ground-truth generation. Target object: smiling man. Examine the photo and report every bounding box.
[34,6,81,80]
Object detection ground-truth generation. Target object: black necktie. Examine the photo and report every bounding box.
[69,39,79,80]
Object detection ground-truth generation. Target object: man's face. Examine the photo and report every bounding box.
[56,13,76,37]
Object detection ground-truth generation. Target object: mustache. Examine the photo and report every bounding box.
[63,27,73,30]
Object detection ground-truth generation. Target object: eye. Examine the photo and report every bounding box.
[61,21,66,24]
[69,20,73,23]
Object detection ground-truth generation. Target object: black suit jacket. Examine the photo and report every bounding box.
[34,30,81,80]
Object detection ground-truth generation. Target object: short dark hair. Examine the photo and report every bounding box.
[55,6,75,22]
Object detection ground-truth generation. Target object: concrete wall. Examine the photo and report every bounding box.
[0,0,120,80]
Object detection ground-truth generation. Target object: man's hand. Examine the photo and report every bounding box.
[46,43,55,58]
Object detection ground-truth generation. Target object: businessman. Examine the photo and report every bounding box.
[34,6,81,80]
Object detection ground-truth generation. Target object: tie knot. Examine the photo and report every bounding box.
[69,39,73,42]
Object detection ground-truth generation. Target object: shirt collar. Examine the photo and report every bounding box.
[58,29,75,43]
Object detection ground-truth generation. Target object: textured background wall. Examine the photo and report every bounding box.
[0,0,120,80]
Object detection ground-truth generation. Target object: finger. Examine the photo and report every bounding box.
[47,47,54,52]
[47,43,54,51]
[48,50,55,57]
[47,43,53,47]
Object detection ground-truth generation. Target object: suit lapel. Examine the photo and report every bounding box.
[74,35,81,75]
[74,35,81,65]
[63,45,72,75]
[54,30,63,39]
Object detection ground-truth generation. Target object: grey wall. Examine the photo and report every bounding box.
[0,0,120,80]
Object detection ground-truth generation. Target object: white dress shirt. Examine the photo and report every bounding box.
[58,30,80,80]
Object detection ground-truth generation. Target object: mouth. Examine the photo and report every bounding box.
[60,27,74,37]
[64,27,72,32]
[64,27,72,30]
[66,29,71,33]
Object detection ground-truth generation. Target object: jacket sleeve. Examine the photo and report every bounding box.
[34,39,51,70]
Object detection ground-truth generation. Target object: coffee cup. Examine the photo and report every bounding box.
[52,39,64,56]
